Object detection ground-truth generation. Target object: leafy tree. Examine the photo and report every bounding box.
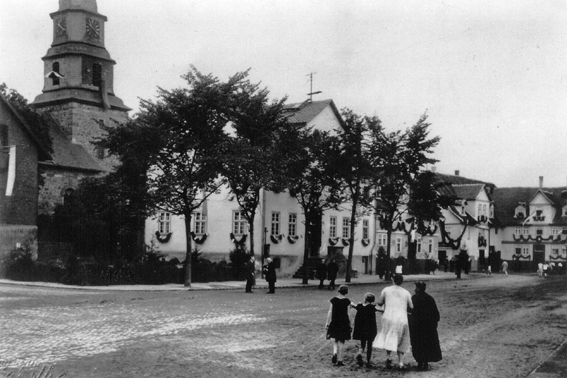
[335,109,379,282]
[406,170,455,273]
[102,67,244,286]
[223,77,293,259]
[368,113,440,280]
[287,129,345,284]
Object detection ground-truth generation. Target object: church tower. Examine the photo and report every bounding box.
[31,0,130,171]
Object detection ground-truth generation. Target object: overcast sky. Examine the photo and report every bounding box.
[1,0,566,188]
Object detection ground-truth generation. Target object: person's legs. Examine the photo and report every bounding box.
[366,338,373,365]
[397,351,405,369]
[332,341,338,364]
[357,340,365,366]
[385,350,393,368]
[337,341,345,366]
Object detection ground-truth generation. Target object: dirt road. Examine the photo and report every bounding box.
[1,274,566,377]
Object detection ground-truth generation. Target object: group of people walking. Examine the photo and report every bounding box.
[325,275,442,371]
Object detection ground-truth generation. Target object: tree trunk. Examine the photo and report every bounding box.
[385,227,392,281]
[184,213,193,287]
[345,196,358,283]
[302,213,312,285]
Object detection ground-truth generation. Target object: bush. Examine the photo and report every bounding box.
[229,246,250,280]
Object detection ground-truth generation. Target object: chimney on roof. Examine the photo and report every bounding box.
[455,170,460,176]
[539,176,543,188]
[431,166,436,173]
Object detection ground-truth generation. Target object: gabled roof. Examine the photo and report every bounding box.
[283,99,344,127]
[0,94,52,160]
[452,184,492,202]
[39,118,105,172]
[492,187,567,226]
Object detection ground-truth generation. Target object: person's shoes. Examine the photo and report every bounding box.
[423,362,429,371]
[331,354,337,364]
[397,364,405,371]
[385,358,392,369]
[337,361,344,367]
[356,354,363,367]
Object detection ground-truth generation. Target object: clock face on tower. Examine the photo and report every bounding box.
[85,18,100,40]
[55,18,67,37]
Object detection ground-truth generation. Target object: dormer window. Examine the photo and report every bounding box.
[515,205,526,218]
[563,206,567,216]
[92,63,102,87]
[52,62,60,85]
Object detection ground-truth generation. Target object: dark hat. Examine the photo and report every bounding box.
[338,285,348,294]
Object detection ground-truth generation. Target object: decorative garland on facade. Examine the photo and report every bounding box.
[513,253,531,260]
[439,219,469,250]
[512,234,562,243]
[190,232,208,245]
[549,253,567,261]
[287,235,299,244]
[155,231,172,244]
[329,237,340,246]
[419,225,438,236]
[342,238,350,246]
[361,238,370,247]
[230,232,247,246]
[270,234,284,244]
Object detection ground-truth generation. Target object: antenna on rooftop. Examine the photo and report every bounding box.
[306,72,322,102]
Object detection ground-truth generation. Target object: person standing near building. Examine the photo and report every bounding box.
[409,281,442,371]
[373,274,413,371]
[325,285,351,367]
[316,259,327,289]
[501,260,508,277]
[263,258,277,294]
[327,259,339,290]
[245,256,256,293]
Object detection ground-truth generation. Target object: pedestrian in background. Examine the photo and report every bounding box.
[263,258,277,294]
[373,274,413,371]
[327,259,339,290]
[501,260,508,277]
[325,285,351,367]
[245,256,256,293]
[409,281,442,371]
[316,259,327,290]
[351,292,382,367]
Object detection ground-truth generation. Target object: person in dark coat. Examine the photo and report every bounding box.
[409,281,442,371]
[376,249,386,279]
[325,285,351,366]
[245,256,255,293]
[263,258,277,294]
[316,259,327,289]
[327,259,339,290]
[351,292,382,367]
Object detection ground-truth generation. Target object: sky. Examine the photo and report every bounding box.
[1,0,566,188]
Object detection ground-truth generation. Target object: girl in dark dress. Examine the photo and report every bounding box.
[325,285,351,366]
[351,292,382,367]
[409,281,442,371]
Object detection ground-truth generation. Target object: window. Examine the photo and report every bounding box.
[552,247,559,256]
[377,233,387,246]
[271,212,280,235]
[522,247,529,254]
[342,217,350,239]
[536,229,543,235]
[62,188,75,205]
[288,213,297,237]
[158,212,171,234]
[52,62,60,85]
[515,205,526,218]
[428,238,433,253]
[522,227,529,235]
[515,227,521,235]
[362,219,369,239]
[478,204,482,216]
[416,234,422,253]
[329,216,337,238]
[92,63,102,87]
[490,205,494,218]
[395,237,402,252]
[194,212,207,235]
[95,145,105,159]
[233,211,246,235]
[483,204,487,216]
[552,228,560,236]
